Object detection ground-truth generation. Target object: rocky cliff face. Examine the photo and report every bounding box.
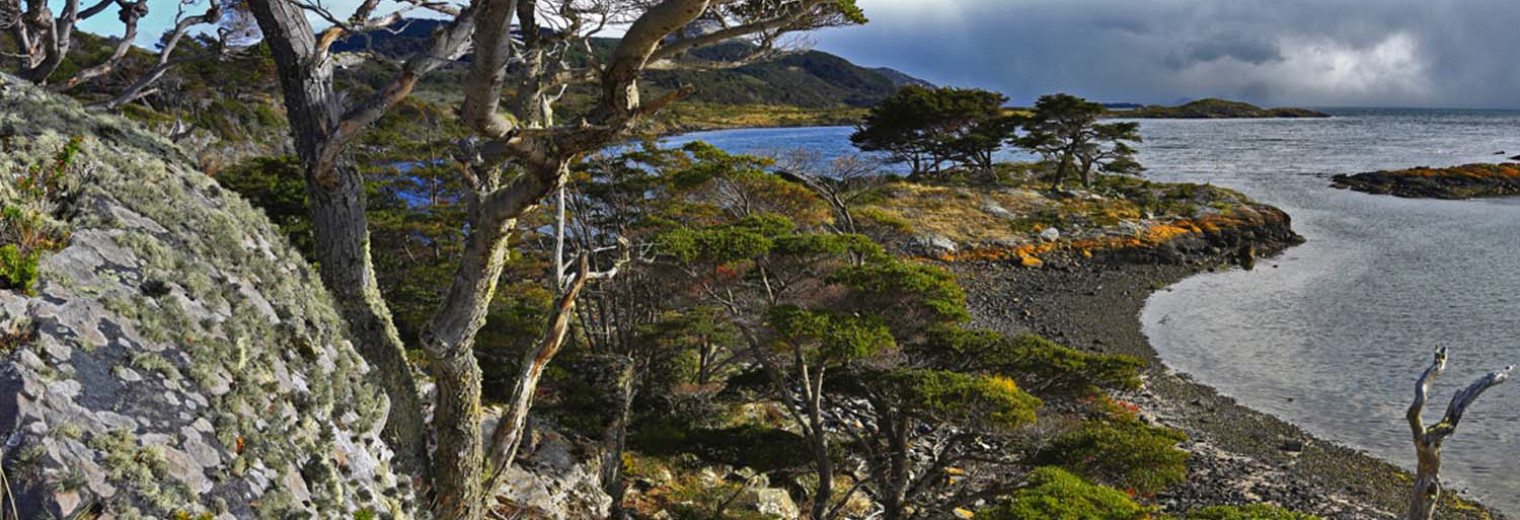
[0,75,412,518]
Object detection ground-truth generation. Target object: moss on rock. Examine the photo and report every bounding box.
[0,73,411,518]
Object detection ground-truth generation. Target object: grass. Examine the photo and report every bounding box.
[856,170,1269,265]
[653,103,868,133]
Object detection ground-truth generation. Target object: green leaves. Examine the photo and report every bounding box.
[0,244,41,295]
[768,306,894,364]
[1034,415,1189,495]
[970,334,1144,396]
[1015,93,1144,187]
[877,368,1042,430]
[829,257,971,325]
[851,85,1013,175]
[979,467,1151,520]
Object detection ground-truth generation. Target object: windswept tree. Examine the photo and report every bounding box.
[1015,93,1143,188]
[851,85,1013,176]
[242,0,866,517]
[1,0,241,103]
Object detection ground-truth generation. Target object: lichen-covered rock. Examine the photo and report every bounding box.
[0,74,411,518]
[484,412,612,520]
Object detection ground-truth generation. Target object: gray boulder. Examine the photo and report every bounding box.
[0,74,410,518]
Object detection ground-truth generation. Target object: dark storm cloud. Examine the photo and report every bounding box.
[813,0,1520,108]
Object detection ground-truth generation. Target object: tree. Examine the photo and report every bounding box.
[851,85,1013,176]
[242,1,866,516]
[2,0,242,106]
[1406,347,1510,520]
[1014,93,1142,189]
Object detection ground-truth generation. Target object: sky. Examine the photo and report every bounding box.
[810,0,1520,109]
[85,0,1520,109]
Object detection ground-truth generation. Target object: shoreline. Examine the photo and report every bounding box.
[946,219,1501,519]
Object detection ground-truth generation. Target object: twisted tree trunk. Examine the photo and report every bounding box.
[1406,347,1511,520]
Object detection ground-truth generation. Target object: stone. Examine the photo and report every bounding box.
[912,234,958,255]
[494,423,613,520]
[0,73,406,518]
[982,200,1015,218]
[732,487,800,519]
[1039,226,1061,241]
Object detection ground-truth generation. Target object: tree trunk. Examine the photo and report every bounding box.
[596,355,637,519]
[247,0,430,476]
[1404,347,1511,520]
[882,417,911,520]
[422,204,519,520]
[1050,157,1070,190]
[806,373,833,520]
[1409,445,1442,520]
[308,163,432,475]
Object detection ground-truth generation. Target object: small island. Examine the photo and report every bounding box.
[1119,98,1331,119]
[1332,163,1520,199]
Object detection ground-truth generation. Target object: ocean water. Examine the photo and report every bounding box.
[674,111,1520,513]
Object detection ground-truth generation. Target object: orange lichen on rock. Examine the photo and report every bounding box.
[1382,163,1520,179]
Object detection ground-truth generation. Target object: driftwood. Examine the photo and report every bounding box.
[1406,347,1511,520]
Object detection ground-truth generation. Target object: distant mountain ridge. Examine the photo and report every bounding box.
[329,19,934,109]
[1119,98,1330,118]
[873,67,936,88]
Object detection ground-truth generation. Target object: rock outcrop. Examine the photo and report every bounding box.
[1331,163,1520,199]
[0,74,411,518]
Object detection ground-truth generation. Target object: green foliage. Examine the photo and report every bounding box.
[851,85,1014,175]
[768,306,895,364]
[214,156,312,255]
[631,422,812,473]
[0,135,81,294]
[0,244,40,294]
[964,334,1144,396]
[829,257,970,326]
[1183,504,1322,520]
[1015,93,1144,188]
[979,467,1150,520]
[875,368,1041,430]
[1035,415,1189,495]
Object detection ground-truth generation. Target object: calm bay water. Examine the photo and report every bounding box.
[676,111,1520,512]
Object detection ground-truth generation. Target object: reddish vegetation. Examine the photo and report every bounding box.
[924,213,1269,266]
[1379,163,1520,179]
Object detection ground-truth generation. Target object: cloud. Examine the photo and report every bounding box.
[813,0,1520,108]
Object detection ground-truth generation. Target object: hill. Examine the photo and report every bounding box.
[1120,98,1330,118]
[873,67,937,88]
[330,19,927,109]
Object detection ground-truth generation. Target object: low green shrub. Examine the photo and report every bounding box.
[0,244,40,294]
[0,135,81,294]
[979,467,1149,520]
[1034,415,1188,495]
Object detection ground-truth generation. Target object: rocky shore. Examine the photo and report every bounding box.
[1332,163,1520,199]
[946,210,1503,519]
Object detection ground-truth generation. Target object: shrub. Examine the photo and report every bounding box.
[979,467,1149,520]
[1184,504,1321,520]
[631,422,812,473]
[1034,416,1188,495]
[0,244,40,294]
[0,136,81,294]
[982,334,1144,396]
